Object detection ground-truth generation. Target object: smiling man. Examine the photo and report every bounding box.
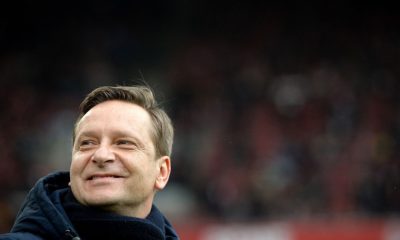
[1,86,179,240]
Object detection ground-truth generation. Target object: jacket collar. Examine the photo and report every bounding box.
[11,171,179,240]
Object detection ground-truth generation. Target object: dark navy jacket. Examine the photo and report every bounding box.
[0,171,179,240]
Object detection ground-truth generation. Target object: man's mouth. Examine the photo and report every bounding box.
[87,174,123,180]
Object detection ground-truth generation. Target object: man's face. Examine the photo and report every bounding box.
[70,100,169,217]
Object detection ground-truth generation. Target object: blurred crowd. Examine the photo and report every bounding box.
[165,28,400,221]
[1,2,400,232]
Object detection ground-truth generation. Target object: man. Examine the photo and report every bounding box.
[1,85,179,239]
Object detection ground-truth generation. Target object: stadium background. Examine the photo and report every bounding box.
[1,2,400,239]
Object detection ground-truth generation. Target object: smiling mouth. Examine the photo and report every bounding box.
[87,175,123,180]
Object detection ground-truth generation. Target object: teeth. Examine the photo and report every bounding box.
[90,175,119,180]
[94,176,111,179]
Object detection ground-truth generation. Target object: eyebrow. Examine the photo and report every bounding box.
[75,130,98,139]
[76,129,147,146]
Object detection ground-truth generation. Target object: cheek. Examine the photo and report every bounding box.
[69,163,81,185]
[70,153,87,174]
[70,161,78,174]
[139,163,159,184]
[125,159,156,180]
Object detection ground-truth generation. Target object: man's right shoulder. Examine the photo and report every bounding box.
[0,233,42,240]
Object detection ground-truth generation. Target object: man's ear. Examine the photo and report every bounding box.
[155,156,171,191]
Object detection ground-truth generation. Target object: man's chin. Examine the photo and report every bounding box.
[83,197,119,207]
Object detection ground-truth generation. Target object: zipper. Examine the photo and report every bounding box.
[64,229,81,240]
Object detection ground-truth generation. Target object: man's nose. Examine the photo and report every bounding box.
[91,145,115,166]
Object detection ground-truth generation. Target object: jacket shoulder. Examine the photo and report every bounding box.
[0,232,43,240]
[10,171,76,239]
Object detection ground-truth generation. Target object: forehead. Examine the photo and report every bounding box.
[76,100,152,135]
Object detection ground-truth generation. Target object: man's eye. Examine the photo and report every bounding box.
[80,140,95,146]
[76,139,96,151]
[117,140,133,145]
[116,140,137,149]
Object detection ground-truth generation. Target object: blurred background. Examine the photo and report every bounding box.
[1,1,400,239]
